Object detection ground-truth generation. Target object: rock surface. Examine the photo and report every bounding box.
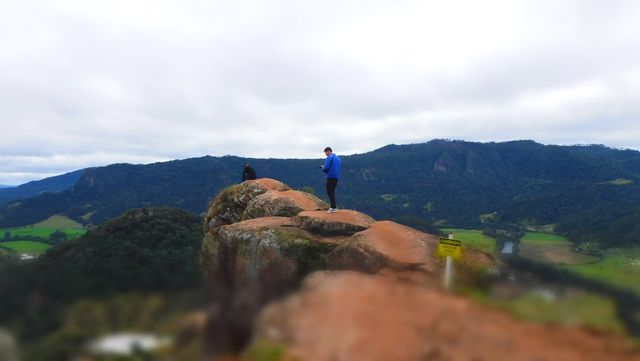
[243,190,327,220]
[204,179,290,232]
[294,210,375,236]
[200,178,639,360]
[202,179,371,355]
[331,220,440,275]
[255,272,640,361]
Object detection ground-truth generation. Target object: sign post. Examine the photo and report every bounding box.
[438,236,462,291]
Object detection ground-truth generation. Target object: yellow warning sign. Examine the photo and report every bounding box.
[438,238,462,259]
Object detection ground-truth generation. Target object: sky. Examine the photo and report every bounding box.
[1,0,640,185]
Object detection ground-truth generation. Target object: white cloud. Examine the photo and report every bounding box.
[0,0,640,184]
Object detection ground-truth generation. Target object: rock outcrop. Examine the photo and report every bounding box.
[254,272,640,361]
[200,178,640,360]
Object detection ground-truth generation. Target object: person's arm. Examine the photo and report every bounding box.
[321,155,333,172]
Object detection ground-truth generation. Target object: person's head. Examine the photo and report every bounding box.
[324,146,333,156]
[243,162,250,168]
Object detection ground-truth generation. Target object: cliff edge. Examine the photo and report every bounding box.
[201,178,640,361]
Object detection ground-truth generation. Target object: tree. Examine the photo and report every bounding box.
[48,231,67,244]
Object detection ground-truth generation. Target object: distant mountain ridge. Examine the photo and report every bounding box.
[1,140,640,248]
[0,169,86,204]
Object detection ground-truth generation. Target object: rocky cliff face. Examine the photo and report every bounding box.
[201,178,640,361]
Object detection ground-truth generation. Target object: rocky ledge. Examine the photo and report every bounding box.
[200,178,640,361]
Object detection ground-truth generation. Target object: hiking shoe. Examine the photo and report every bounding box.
[328,208,337,213]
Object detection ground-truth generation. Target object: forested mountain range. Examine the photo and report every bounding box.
[2,139,640,248]
[0,169,85,204]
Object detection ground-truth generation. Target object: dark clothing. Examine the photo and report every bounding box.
[242,166,257,182]
[326,178,338,209]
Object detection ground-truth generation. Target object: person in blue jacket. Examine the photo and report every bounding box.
[321,146,341,213]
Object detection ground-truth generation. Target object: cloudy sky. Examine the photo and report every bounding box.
[1,0,639,185]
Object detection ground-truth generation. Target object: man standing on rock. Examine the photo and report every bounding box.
[321,146,341,213]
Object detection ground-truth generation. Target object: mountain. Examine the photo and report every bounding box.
[0,169,86,205]
[1,140,640,248]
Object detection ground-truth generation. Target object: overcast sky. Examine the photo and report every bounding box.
[1,0,639,185]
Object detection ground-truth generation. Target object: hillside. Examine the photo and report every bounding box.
[2,140,640,248]
[0,169,85,205]
[0,207,203,352]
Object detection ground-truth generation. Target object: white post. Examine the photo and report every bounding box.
[444,255,453,290]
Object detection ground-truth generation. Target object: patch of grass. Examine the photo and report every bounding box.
[33,215,84,229]
[1,241,51,254]
[563,254,640,294]
[520,232,568,244]
[602,178,634,186]
[606,246,640,259]
[519,232,598,265]
[441,228,496,254]
[471,289,625,335]
[0,227,86,240]
[242,341,288,361]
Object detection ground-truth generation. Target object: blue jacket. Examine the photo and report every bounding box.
[322,153,341,179]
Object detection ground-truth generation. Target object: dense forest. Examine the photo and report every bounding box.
[0,207,204,359]
[1,139,640,248]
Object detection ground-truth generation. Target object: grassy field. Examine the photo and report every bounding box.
[1,241,51,254]
[1,215,86,240]
[440,228,497,254]
[518,232,599,265]
[33,215,84,229]
[471,288,625,335]
[519,233,640,294]
[563,254,640,294]
[520,232,567,243]
[2,226,86,239]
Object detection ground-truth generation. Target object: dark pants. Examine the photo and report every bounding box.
[326,178,338,209]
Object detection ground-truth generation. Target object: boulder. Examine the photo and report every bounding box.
[330,220,439,275]
[294,210,375,237]
[201,216,338,355]
[242,190,328,220]
[204,179,289,232]
[202,217,336,287]
[253,271,640,361]
[199,178,502,358]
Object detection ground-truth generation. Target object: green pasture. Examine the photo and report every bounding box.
[440,228,497,254]
[518,233,640,294]
[606,246,640,259]
[1,241,51,254]
[1,226,86,239]
[1,215,86,240]
[563,254,640,294]
[518,232,598,265]
[471,289,625,335]
[520,232,568,243]
[33,215,84,229]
